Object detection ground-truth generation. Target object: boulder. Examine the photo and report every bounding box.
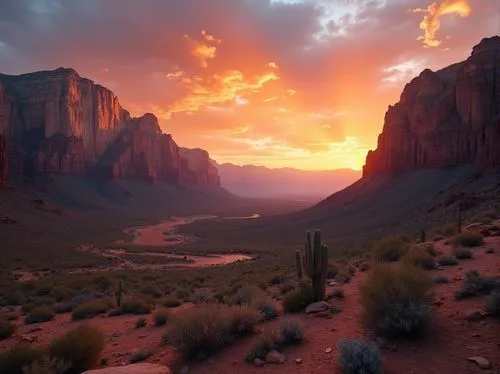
[305,301,329,314]
[265,350,286,364]
[82,363,172,374]
[467,357,491,369]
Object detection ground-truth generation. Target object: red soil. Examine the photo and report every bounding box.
[1,233,499,374]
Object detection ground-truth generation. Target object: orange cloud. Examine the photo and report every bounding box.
[184,30,221,68]
[411,0,472,47]
[161,67,279,118]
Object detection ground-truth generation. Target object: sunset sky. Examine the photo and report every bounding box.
[1,0,498,170]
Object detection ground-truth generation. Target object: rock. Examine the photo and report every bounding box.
[180,366,190,374]
[25,326,42,334]
[467,357,491,369]
[0,68,220,187]
[253,358,264,367]
[438,266,445,270]
[363,36,500,176]
[82,363,172,374]
[325,348,332,354]
[472,332,481,337]
[305,301,329,314]
[315,311,331,318]
[295,358,302,364]
[265,350,286,364]
[20,334,37,343]
[465,310,484,322]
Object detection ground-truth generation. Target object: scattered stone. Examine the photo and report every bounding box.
[253,358,264,367]
[25,326,42,334]
[180,366,190,374]
[438,266,445,270]
[325,348,332,354]
[305,301,329,314]
[295,358,302,364]
[82,363,172,374]
[265,350,286,364]
[472,333,481,337]
[20,334,37,343]
[316,311,331,318]
[467,357,490,369]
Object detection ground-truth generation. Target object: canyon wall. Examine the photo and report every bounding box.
[363,36,500,176]
[0,68,219,186]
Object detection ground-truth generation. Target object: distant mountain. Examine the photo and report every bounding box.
[213,161,361,199]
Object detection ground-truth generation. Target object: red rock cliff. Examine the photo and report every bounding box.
[0,68,220,186]
[0,135,7,187]
[363,36,500,176]
[180,148,220,186]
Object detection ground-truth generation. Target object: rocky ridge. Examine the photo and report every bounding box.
[0,68,219,186]
[364,36,500,176]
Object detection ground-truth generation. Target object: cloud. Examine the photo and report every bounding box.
[411,0,472,47]
[184,30,221,68]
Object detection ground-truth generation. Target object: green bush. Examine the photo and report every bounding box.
[279,318,303,345]
[437,256,458,266]
[372,237,408,262]
[452,231,484,248]
[360,263,433,337]
[153,309,169,326]
[282,284,314,314]
[22,356,70,374]
[245,329,282,362]
[71,300,111,321]
[135,318,147,329]
[109,297,151,316]
[162,304,259,360]
[161,296,182,308]
[48,324,105,374]
[253,299,279,321]
[54,302,74,314]
[25,306,55,324]
[485,291,500,318]
[337,338,382,374]
[435,276,449,284]
[0,320,16,340]
[455,271,500,300]
[453,247,473,260]
[0,345,44,374]
[403,249,435,270]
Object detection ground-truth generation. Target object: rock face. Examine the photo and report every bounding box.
[180,148,220,186]
[0,68,219,186]
[364,36,500,176]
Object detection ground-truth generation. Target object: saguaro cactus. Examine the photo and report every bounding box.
[115,280,123,307]
[303,230,328,302]
[295,250,303,280]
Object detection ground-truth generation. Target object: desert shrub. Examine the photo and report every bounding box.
[455,271,500,300]
[163,304,258,360]
[21,298,56,314]
[139,284,163,299]
[330,288,345,299]
[485,247,495,254]
[253,299,279,321]
[423,244,438,257]
[471,209,499,223]
[232,285,266,306]
[279,282,295,295]
[22,356,70,374]
[128,349,151,363]
[175,288,191,300]
[435,276,449,284]
[268,274,285,286]
[360,263,433,337]
[452,231,484,248]
[0,320,16,340]
[403,249,435,270]
[162,296,182,308]
[48,324,105,374]
[337,338,382,374]
[437,256,458,266]
[71,300,111,321]
[153,309,169,326]
[442,223,458,237]
[135,318,147,329]
[279,318,303,345]
[485,292,500,318]
[50,286,73,302]
[453,247,473,260]
[0,345,44,374]
[359,262,370,272]
[282,284,314,314]
[245,329,282,362]
[372,237,408,262]
[432,235,445,242]
[25,306,55,324]
[109,297,150,316]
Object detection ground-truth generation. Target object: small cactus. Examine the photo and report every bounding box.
[115,280,123,307]
[303,230,328,302]
[295,250,303,280]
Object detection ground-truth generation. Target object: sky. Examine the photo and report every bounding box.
[0,0,499,170]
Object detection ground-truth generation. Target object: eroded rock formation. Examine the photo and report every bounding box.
[0,68,219,186]
[364,36,500,176]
